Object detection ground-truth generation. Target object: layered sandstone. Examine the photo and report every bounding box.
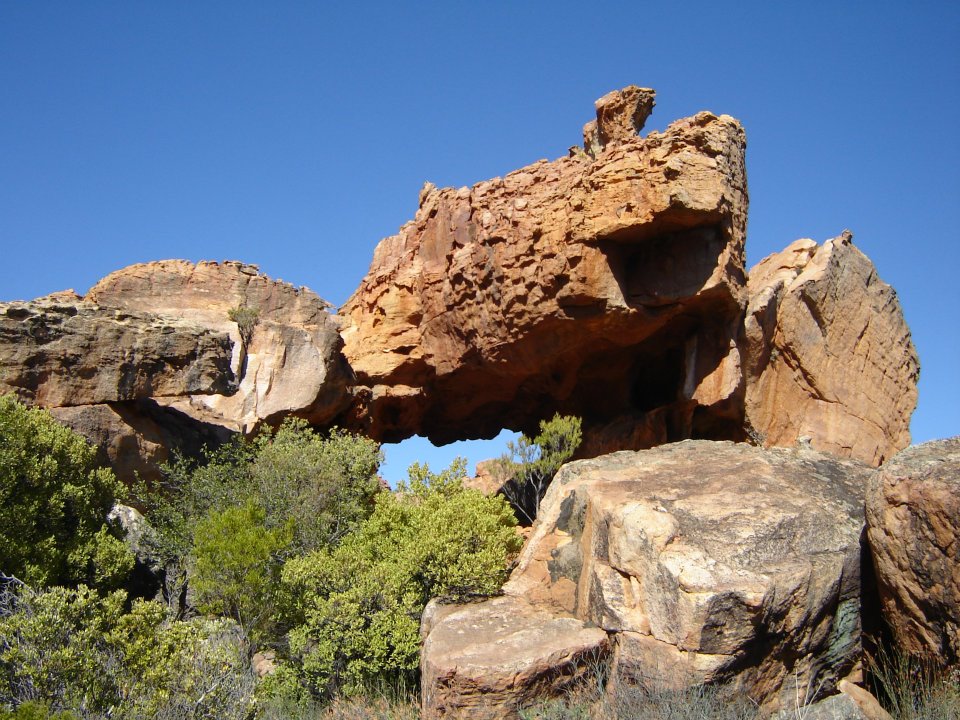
[342,87,749,447]
[866,437,960,664]
[1,261,351,483]
[87,260,353,431]
[744,232,919,466]
[496,440,872,713]
[0,292,235,406]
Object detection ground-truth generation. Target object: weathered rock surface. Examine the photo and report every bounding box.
[0,293,235,406]
[420,596,609,720]
[87,260,353,431]
[49,400,234,483]
[341,88,749,446]
[865,437,960,664]
[744,233,919,466]
[1,261,351,483]
[503,440,872,713]
[582,85,657,156]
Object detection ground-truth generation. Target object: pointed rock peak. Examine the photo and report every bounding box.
[583,85,656,157]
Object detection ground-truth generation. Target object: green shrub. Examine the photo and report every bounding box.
[279,459,522,697]
[139,418,382,608]
[0,395,132,588]
[0,579,255,718]
[491,413,582,523]
[191,501,293,642]
[0,701,78,720]
[227,305,260,347]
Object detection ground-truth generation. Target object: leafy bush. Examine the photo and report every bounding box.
[0,395,132,588]
[191,501,293,642]
[491,413,582,523]
[279,459,522,697]
[0,578,256,718]
[139,418,382,609]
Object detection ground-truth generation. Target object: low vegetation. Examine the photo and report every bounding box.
[1,396,956,719]
[0,395,131,589]
[0,397,527,716]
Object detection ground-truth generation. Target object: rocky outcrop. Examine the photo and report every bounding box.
[420,596,609,720]
[495,440,872,713]
[341,88,749,446]
[1,87,921,486]
[865,437,960,664]
[49,400,234,484]
[744,233,919,466]
[1,261,352,483]
[0,292,235,406]
[87,260,353,431]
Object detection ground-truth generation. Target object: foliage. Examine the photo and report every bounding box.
[138,418,382,609]
[867,644,960,720]
[227,305,260,347]
[278,459,522,697]
[0,701,78,720]
[191,501,293,642]
[0,578,256,719]
[491,413,582,524]
[0,395,132,589]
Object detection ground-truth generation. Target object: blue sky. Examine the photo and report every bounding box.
[2,2,957,484]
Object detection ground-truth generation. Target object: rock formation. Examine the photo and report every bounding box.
[423,441,874,716]
[0,291,235,406]
[744,233,919,466]
[865,437,960,665]
[86,260,353,432]
[420,596,609,720]
[0,86,921,479]
[0,261,352,483]
[341,87,750,448]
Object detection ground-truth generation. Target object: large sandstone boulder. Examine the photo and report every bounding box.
[87,260,353,431]
[503,440,873,713]
[865,437,960,664]
[0,292,235,406]
[420,596,609,720]
[744,232,919,466]
[0,261,352,483]
[341,87,749,447]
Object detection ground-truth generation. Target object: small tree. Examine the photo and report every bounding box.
[491,414,582,524]
[227,305,260,348]
[191,502,292,643]
[137,419,382,614]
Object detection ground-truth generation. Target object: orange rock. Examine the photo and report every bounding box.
[744,232,919,466]
[341,88,749,446]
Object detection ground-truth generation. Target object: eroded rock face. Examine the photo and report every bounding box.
[0,293,235,406]
[87,260,353,431]
[866,437,960,665]
[420,596,609,720]
[1,261,352,483]
[744,232,919,466]
[49,400,235,484]
[503,440,872,713]
[342,89,749,447]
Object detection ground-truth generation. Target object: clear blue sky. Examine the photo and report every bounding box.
[2,2,957,484]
